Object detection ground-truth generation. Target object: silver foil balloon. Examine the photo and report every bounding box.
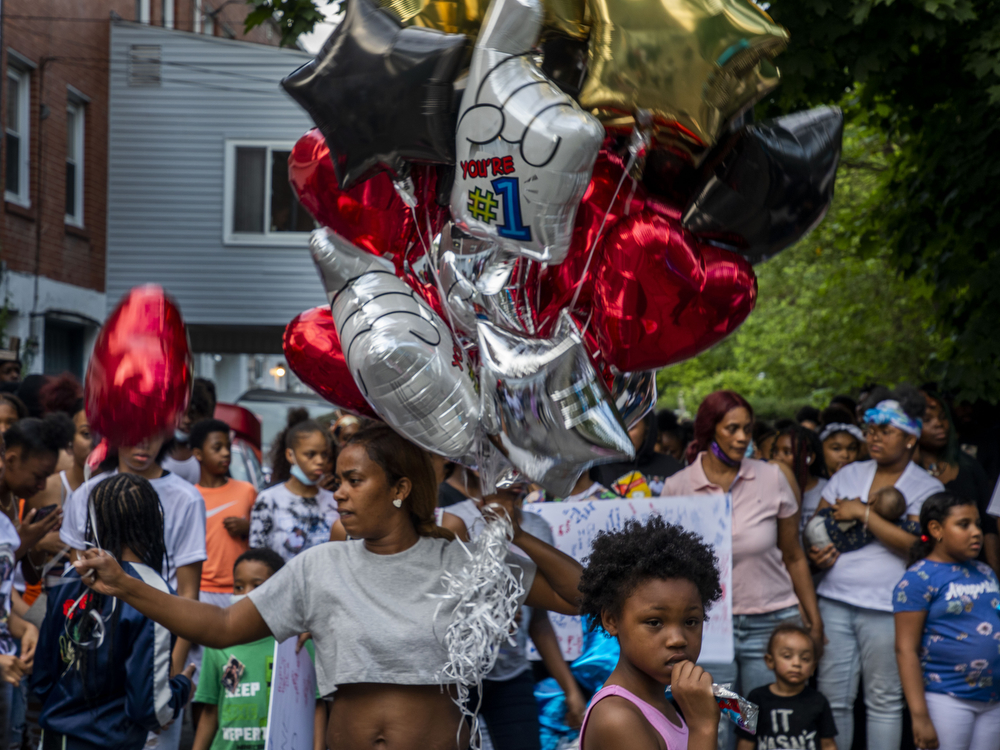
[450,0,604,264]
[478,309,634,496]
[431,223,537,338]
[310,228,480,457]
[610,369,658,429]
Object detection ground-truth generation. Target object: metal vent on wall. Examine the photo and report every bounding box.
[128,45,162,86]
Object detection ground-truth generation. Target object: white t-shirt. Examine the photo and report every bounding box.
[249,483,339,562]
[60,470,208,589]
[0,513,19,655]
[161,454,201,486]
[800,477,829,534]
[816,460,943,612]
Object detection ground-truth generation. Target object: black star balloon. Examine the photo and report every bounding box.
[282,0,467,190]
[682,106,845,264]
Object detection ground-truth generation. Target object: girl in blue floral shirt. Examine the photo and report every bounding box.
[894,491,1000,750]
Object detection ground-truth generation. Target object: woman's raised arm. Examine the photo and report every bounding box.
[73,549,271,648]
[512,524,582,616]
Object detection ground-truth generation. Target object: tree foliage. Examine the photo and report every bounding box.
[656,122,947,418]
[245,0,329,47]
[764,0,1000,400]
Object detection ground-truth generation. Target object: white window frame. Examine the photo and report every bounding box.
[137,0,151,23]
[65,100,84,227]
[222,139,310,247]
[5,67,31,207]
[162,0,174,28]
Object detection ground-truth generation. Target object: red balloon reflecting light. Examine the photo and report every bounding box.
[283,307,379,419]
[592,211,757,372]
[534,145,757,372]
[288,129,448,264]
[85,285,192,447]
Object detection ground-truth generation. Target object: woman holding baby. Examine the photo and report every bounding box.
[808,385,944,750]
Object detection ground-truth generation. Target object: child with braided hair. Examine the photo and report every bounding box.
[30,473,194,750]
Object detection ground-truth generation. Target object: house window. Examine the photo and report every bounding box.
[136,0,151,23]
[195,0,213,34]
[224,141,314,245]
[162,0,174,28]
[5,68,31,206]
[128,45,161,86]
[65,102,84,225]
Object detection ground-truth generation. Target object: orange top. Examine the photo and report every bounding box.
[196,479,257,593]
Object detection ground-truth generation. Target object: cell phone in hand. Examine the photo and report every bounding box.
[33,504,59,521]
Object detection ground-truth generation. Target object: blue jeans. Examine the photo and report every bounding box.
[817,597,902,750]
[701,605,802,750]
[0,681,12,750]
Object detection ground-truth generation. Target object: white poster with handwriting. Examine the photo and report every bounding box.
[265,637,316,750]
[523,494,733,663]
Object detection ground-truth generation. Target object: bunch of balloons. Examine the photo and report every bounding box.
[281,0,844,495]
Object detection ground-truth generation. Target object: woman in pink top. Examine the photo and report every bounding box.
[660,391,822,706]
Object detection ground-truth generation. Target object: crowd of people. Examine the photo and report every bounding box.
[0,364,998,750]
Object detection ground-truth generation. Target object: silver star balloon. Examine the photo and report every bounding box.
[610,369,658,429]
[478,309,634,496]
[310,228,480,457]
[430,222,535,339]
[450,0,604,264]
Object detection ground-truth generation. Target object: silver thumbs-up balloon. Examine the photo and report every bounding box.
[310,228,480,458]
[478,309,634,496]
[450,0,604,264]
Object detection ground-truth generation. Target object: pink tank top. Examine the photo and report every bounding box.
[580,684,689,750]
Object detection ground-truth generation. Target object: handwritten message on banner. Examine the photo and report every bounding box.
[265,637,317,750]
[523,495,733,664]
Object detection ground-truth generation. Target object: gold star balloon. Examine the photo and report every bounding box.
[377,0,591,46]
[377,0,788,162]
[579,0,787,161]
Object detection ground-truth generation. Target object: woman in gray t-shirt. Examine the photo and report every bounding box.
[73,423,585,750]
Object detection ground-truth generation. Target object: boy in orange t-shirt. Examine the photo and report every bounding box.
[190,419,257,608]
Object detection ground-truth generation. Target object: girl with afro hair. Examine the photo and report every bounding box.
[578,516,723,750]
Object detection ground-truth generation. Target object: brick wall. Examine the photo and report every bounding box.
[0,0,282,296]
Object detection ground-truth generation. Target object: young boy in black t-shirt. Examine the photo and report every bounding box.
[736,623,837,750]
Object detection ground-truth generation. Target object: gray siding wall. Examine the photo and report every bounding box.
[107,22,326,326]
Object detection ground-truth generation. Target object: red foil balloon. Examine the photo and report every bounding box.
[283,307,379,419]
[591,211,757,372]
[288,129,448,264]
[85,286,192,447]
[535,145,648,329]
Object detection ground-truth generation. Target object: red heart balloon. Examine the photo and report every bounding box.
[85,286,192,446]
[283,307,379,419]
[288,129,448,264]
[591,211,757,372]
[531,144,756,373]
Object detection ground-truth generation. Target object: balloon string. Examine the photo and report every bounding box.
[401,191,464,343]
[567,124,648,314]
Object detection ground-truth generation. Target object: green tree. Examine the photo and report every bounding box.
[656,122,947,419]
[763,0,1000,400]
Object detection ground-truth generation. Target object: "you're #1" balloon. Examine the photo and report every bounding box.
[450,0,604,264]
